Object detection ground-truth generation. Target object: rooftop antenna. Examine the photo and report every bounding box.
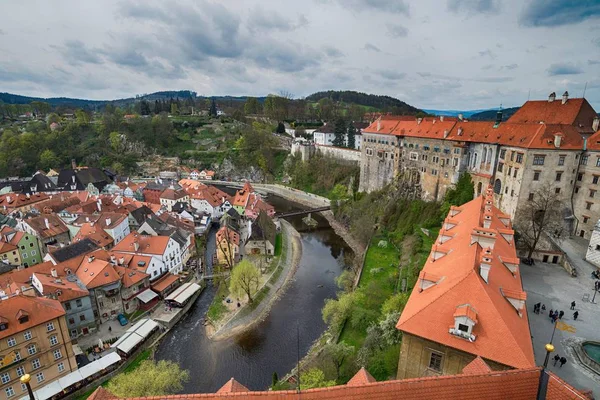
[583,82,588,98]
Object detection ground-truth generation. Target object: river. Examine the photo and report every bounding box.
[154,194,353,393]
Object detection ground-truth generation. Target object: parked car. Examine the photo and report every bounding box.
[117,314,128,326]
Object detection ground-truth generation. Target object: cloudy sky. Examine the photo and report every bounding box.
[1,0,599,110]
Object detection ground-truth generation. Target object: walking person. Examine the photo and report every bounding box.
[553,354,560,366]
[573,311,579,320]
[559,357,567,368]
[549,309,554,321]
[570,301,576,310]
[541,304,546,313]
[558,310,564,320]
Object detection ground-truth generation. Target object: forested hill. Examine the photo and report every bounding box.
[0,91,262,110]
[469,107,519,121]
[305,90,422,114]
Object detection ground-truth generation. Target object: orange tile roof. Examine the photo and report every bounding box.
[216,226,240,246]
[73,223,114,248]
[114,265,148,288]
[87,366,590,400]
[160,188,188,201]
[0,295,65,340]
[75,257,120,288]
[24,214,69,238]
[0,241,18,254]
[0,192,50,210]
[397,188,535,369]
[461,356,492,375]
[112,232,170,256]
[216,378,249,393]
[33,272,89,301]
[347,367,376,386]
[508,97,598,133]
[150,273,179,292]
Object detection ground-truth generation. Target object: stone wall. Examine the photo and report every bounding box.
[359,132,399,192]
[315,144,361,162]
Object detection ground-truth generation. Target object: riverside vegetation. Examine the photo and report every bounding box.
[275,174,475,388]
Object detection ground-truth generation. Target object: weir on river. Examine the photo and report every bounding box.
[154,194,353,393]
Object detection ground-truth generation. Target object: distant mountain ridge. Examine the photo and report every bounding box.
[305,90,422,114]
[0,91,265,110]
[422,107,520,121]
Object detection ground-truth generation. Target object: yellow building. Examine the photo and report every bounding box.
[0,295,76,400]
[215,227,240,267]
[0,243,20,267]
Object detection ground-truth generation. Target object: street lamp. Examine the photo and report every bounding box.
[543,343,555,368]
[20,374,35,400]
[591,280,599,304]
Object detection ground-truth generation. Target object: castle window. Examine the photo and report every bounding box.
[533,155,545,166]
[429,353,443,371]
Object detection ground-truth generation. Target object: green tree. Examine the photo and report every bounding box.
[109,131,121,151]
[170,103,178,115]
[322,291,362,331]
[244,97,261,115]
[444,173,475,207]
[379,311,402,345]
[272,372,279,387]
[75,109,90,126]
[276,122,285,134]
[332,118,346,147]
[299,368,336,390]
[381,292,409,315]
[106,360,189,397]
[39,149,59,171]
[322,341,354,378]
[209,98,218,117]
[229,260,261,303]
[346,123,356,149]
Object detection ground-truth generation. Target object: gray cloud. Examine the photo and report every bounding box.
[481,64,494,70]
[248,7,307,32]
[447,0,499,14]
[0,29,5,35]
[59,40,103,65]
[501,63,518,70]
[379,70,406,80]
[364,43,381,52]
[386,23,408,38]
[323,46,344,58]
[335,0,409,15]
[547,63,584,75]
[478,49,496,59]
[589,59,600,65]
[521,0,600,27]
[594,37,600,47]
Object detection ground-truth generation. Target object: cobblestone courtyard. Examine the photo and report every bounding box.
[521,237,600,397]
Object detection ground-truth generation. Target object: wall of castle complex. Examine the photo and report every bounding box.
[359,133,399,192]
[315,144,361,162]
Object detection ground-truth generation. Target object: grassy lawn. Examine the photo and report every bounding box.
[126,309,145,321]
[75,348,153,400]
[207,282,229,322]
[274,233,283,256]
[339,236,400,350]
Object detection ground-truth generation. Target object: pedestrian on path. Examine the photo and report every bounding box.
[549,309,554,321]
[553,354,560,366]
[570,301,576,310]
[558,310,564,320]
[559,357,567,367]
[541,304,546,313]
[573,311,579,320]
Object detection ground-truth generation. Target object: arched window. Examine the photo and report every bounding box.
[482,148,487,165]
[487,147,492,163]
[477,182,483,195]
[494,179,502,194]
[473,153,478,168]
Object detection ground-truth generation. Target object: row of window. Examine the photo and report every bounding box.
[0,350,63,387]
[3,364,64,398]
[64,298,84,311]
[5,324,55,348]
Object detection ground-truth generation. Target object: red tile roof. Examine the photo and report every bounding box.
[0,295,65,339]
[114,265,149,288]
[75,257,120,289]
[0,192,50,210]
[150,273,179,292]
[87,366,590,400]
[461,356,492,375]
[508,97,598,134]
[216,226,240,246]
[112,232,170,256]
[160,188,188,201]
[347,367,376,386]
[0,241,18,254]
[33,272,89,302]
[24,214,69,238]
[396,188,535,369]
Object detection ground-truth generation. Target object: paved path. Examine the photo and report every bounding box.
[210,219,302,340]
[521,236,600,397]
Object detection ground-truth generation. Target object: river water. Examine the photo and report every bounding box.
[154,194,352,393]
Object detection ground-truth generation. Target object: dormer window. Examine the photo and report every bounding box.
[449,304,477,341]
[0,323,7,331]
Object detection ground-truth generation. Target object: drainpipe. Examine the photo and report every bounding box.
[571,141,586,237]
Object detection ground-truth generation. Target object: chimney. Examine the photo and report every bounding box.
[480,249,492,283]
[457,127,463,136]
[97,199,102,212]
[51,268,57,278]
[133,240,139,251]
[105,218,111,226]
[495,109,503,126]
[548,92,556,102]
[88,256,95,263]
[562,91,569,104]
[443,129,449,139]
[554,133,562,148]
[119,257,124,265]
[593,116,599,132]
[44,218,50,230]
[71,159,77,170]
[376,119,381,132]
[110,255,116,263]
[458,113,463,121]
[417,117,423,125]
[440,115,444,122]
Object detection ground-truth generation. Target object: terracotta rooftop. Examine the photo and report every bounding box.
[24,214,69,238]
[508,97,598,133]
[114,265,148,288]
[0,192,50,210]
[396,188,535,369]
[160,188,188,201]
[216,226,240,246]
[112,232,171,256]
[87,364,591,400]
[75,257,120,288]
[150,273,179,292]
[32,272,89,302]
[0,295,65,340]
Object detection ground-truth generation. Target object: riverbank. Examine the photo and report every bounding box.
[320,210,366,269]
[208,219,302,341]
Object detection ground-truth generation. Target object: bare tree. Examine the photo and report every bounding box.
[513,183,566,259]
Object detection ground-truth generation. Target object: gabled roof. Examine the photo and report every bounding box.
[396,188,534,369]
[462,356,492,375]
[216,378,249,394]
[49,238,99,263]
[160,188,188,201]
[114,265,149,288]
[0,295,65,339]
[508,97,598,133]
[0,241,17,254]
[33,272,89,302]
[24,214,69,238]
[112,232,171,256]
[216,226,240,246]
[0,192,50,209]
[347,367,376,386]
[75,257,121,288]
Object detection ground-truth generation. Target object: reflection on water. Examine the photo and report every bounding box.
[154,193,353,393]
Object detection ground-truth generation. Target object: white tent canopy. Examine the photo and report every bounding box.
[111,318,159,355]
[165,282,201,305]
[136,289,159,303]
